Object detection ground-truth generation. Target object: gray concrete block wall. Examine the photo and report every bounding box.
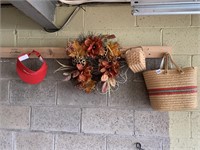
[0,130,12,150]
[0,105,30,130]
[31,107,81,132]
[14,132,54,150]
[0,56,169,150]
[55,134,106,150]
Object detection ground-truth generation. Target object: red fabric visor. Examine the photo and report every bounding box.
[16,50,48,84]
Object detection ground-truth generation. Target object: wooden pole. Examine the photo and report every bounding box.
[0,46,172,58]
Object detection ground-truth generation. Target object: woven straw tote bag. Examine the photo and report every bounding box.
[143,53,198,111]
[125,47,146,73]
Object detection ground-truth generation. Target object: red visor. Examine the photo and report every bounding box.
[16,50,48,84]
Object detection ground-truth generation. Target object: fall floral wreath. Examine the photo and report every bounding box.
[56,33,122,93]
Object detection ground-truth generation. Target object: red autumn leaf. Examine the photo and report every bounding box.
[102,82,108,93]
[76,64,84,70]
[72,70,80,78]
[78,74,86,82]
[109,71,116,78]
[109,78,116,87]
[106,34,116,39]
[101,60,109,67]
[84,38,92,47]
[100,67,106,73]
[84,36,103,58]
[85,80,96,93]
[63,75,71,81]
[101,74,108,82]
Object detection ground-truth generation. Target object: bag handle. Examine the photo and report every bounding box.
[162,53,184,74]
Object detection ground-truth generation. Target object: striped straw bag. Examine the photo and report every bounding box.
[143,53,198,111]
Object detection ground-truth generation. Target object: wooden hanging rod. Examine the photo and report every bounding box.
[0,46,172,58]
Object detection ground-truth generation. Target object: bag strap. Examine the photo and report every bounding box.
[162,53,184,74]
[164,53,168,73]
[168,53,184,73]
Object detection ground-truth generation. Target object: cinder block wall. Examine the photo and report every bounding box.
[0,4,200,150]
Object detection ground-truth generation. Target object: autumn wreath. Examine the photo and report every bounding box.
[56,33,122,93]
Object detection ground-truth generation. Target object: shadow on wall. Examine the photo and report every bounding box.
[0,57,170,150]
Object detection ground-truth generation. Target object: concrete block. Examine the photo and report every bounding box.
[85,5,136,30]
[154,58,162,68]
[169,112,190,138]
[0,105,30,129]
[30,30,57,38]
[192,55,200,82]
[135,110,169,137]
[141,58,164,82]
[171,55,191,67]
[146,58,157,70]
[17,30,57,38]
[1,6,18,29]
[108,70,150,108]
[163,28,200,54]
[198,68,200,84]
[10,80,56,106]
[0,29,16,46]
[85,28,161,47]
[17,38,42,47]
[191,111,200,138]
[110,28,161,47]
[17,30,30,38]
[0,59,18,79]
[45,59,66,80]
[14,132,54,150]
[55,134,106,150]
[40,38,68,47]
[31,106,81,132]
[162,138,170,150]
[132,72,144,82]
[82,108,134,135]
[196,85,200,111]
[192,55,200,66]
[173,148,193,150]
[137,15,190,27]
[0,80,9,104]
[191,15,200,26]
[57,31,83,39]
[107,135,162,150]
[169,138,200,149]
[0,130,12,150]
[55,6,84,33]
[57,81,107,107]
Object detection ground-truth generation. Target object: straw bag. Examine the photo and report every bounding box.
[143,53,198,111]
[125,47,146,73]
